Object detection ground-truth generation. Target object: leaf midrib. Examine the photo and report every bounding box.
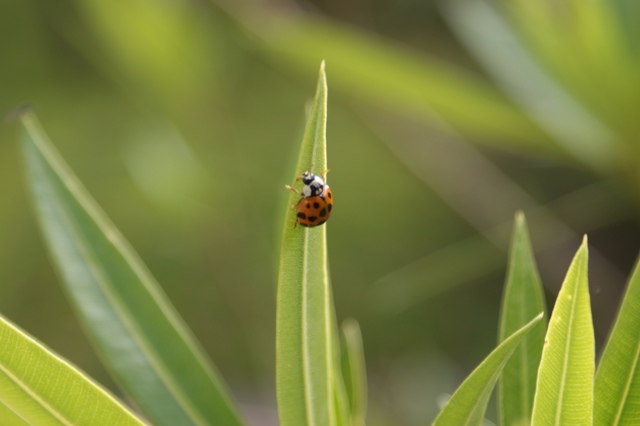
[0,330,73,426]
[554,256,584,426]
[301,228,315,426]
[517,264,532,419]
[611,341,640,425]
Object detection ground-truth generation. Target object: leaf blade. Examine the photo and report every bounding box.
[340,319,367,426]
[0,315,144,425]
[276,62,336,426]
[594,257,640,425]
[442,0,615,172]
[498,212,547,426]
[531,237,594,426]
[433,313,544,426]
[253,14,553,152]
[20,112,244,426]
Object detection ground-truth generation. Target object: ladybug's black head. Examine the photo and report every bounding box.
[301,171,315,185]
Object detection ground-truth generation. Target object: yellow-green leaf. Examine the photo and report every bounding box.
[433,313,544,426]
[594,257,640,425]
[531,237,594,426]
[0,315,144,425]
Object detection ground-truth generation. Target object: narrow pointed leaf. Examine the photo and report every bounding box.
[332,313,352,426]
[333,359,351,426]
[498,212,547,426]
[330,303,351,426]
[531,237,594,426]
[502,0,638,138]
[19,112,244,426]
[251,14,553,152]
[276,62,336,426]
[433,313,544,426]
[0,315,144,425]
[340,319,367,426]
[443,0,615,172]
[594,258,640,425]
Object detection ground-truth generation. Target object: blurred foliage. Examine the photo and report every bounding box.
[2,0,640,424]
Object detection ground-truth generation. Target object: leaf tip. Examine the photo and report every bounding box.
[578,234,589,258]
[317,61,327,88]
[514,210,525,222]
[513,210,527,231]
[341,317,361,335]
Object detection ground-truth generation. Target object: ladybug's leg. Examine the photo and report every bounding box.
[319,169,330,179]
[285,184,302,196]
[286,194,301,228]
[285,186,304,211]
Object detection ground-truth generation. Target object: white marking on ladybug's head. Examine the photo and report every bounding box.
[301,174,325,197]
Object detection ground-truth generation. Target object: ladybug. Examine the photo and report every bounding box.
[285,170,333,227]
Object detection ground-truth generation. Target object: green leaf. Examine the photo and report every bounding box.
[442,0,615,173]
[73,0,221,107]
[332,356,351,426]
[0,315,144,425]
[433,313,544,426]
[594,257,640,424]
[252,13,554,153]
[498,212,547,426]
[19,112,244,426]
[340,319,367,426]
[276,62,336,426]
[0,400,29,426]
[332,314,352,426]
[531,237,594,426]
[502,0,639,139]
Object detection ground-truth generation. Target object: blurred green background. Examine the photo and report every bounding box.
[2,0,640,424]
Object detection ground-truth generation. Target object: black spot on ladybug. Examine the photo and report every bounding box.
[313,202,320,209]
[327,192,332,199]
[297,212,306,220]
[319,208,327,217]
[308,216,317,222]
[327,203,333,212]
[306,202,311,208]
